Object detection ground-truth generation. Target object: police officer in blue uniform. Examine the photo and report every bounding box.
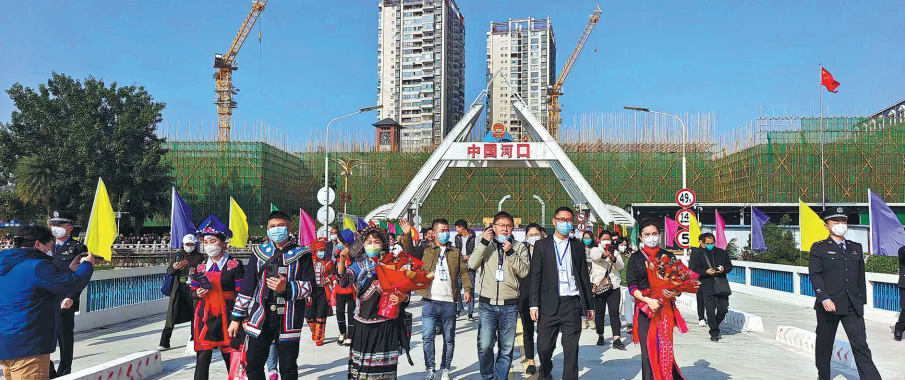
[808,206,881,380]
[47,210,88,378]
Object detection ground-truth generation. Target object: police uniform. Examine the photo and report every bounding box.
[48,210,87,378]
[894,245,905,340]
[807,206,881,380]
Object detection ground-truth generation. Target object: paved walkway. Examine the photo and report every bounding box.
[24,290,902,379]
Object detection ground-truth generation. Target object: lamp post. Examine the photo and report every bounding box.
[323,105,382,217]
[498,195,512,212]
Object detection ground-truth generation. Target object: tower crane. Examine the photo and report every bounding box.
[547,5,602,140]
[214,0,268,142]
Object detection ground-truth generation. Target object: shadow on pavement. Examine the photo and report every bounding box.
[679,359,730,380]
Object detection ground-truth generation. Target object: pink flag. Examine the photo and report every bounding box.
[664,217,680,247]
[387,222,397,235]
[298,208,317,246]
[715,210,728,249]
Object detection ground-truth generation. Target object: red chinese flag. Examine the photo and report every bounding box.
[821,67,840,93]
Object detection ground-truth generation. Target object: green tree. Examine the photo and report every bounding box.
[0,73,172,233]
[0,188,43,222]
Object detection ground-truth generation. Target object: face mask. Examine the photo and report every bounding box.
[600,239,612,248]
[36,242,53,256]
[51,226,68,239]
[183,244,195,253]
[582,238,593,246]
[496,234,510,243]
[618,245,627,252]
[336,243,344,251]
[204,244,222,256]
[526,236,541,246]
[316,250,326,259]
[364,244,382,258]
[329,234,338,241]
[556,221,573,236]
[267,226,289,243]
[830,223,848,237]
[437,231,450,244]
[642,235,660,248]
[705,243,715,251]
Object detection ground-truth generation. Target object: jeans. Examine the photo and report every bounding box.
[422,300,458,371]
[476,302,518,380]
[266,342,278,373]
[457,271,476,315]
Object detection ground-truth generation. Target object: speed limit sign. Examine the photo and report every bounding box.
[675,209,694,228]
[675,188,696,208]
[675,228,691,249]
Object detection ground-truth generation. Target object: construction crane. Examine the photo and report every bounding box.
[547,5,602,140]
[214,0,268,142]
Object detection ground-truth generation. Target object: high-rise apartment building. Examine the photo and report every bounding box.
[377,0,465,152]
[486,17,556,141]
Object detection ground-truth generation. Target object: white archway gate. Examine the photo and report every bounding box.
[382,92,634,227]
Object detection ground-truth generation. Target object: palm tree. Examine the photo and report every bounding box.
[14,155,62,214]
[331,157,367,214]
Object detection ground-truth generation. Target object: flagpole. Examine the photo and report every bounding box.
[819,65,826,210]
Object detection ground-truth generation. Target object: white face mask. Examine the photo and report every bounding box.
[642,235,660,248]
[183,244,195,253]
[618,245,627,252]
[526,236,541,246]
[830,223,848,237]
[600,239,612,247]
[51,226,68,239]
[204,244,222,256]
[329,234,338,241]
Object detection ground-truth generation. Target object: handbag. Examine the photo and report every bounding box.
[160,254,181,296]
[703,251,732,296]
[592,261,613,295]
[228,344,248,380]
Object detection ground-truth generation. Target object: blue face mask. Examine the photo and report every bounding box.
[267,226,288,243]
[496,234,510,243]
[437,231,450,244]
[316,250,326,259]
[556,221,573,236]
[583,238,593,246]
[336,243,343,251]
[705,243,715,251]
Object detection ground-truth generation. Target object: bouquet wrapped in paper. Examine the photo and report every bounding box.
[375,251,433,319]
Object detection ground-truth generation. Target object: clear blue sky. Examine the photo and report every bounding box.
[1,1,903,143]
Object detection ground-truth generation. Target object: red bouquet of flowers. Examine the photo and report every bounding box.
[375,251,433,319]
[639,254,700,318]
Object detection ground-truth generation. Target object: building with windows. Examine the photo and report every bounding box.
[377,0,465,152]
[486,17,556,141]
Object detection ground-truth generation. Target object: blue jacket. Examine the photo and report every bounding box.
[0,247,93,360]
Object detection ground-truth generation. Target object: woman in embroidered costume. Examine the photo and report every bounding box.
[190,215,245,380]
[625,218,699,380]
[307,238,336,346]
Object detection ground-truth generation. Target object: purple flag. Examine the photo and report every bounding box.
[357,218,368,231]
[869,189,905,256]
[751,207,769,251]
[170,188,196,249]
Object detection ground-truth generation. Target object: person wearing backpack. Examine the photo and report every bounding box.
[689,232,733,342]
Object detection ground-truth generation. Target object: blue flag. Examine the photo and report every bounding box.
[751,207,770,251]
[170,188,196,249]
[357,218,368,231]
[869,189,905,256]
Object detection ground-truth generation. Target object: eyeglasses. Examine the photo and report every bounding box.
[553,217,572,223]
[493,223,514,230]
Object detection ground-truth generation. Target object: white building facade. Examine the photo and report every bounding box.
[377,0,465,152]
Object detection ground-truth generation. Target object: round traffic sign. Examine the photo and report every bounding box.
[675,188,696,208]
[675,228,691,249]
[317,187,336,206]
[577,212,586,222]
[675,209,694,228]
[316,205,336,224]
[316,225,330,238]
[412,214,423,226]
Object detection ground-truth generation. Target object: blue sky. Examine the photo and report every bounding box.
[1,1,903,144]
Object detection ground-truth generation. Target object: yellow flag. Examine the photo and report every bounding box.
[343,215,357,232]
[229,197,249,248]
[800,200,828,252]
[85,178,117,261]
[688,211,702,248]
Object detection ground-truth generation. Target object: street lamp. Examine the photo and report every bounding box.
[323,105,382,215]
[624,106,687,189]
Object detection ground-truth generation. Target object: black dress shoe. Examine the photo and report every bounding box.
[894,332,902,341]
[525,365,536,375]
[596,335,606,346]
[710,336,720,342]
[612,339,626,350]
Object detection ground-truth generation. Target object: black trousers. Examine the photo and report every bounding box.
[335,293,355,336]
[50,311,75,378]
[305,287,330,321]
[245,310,300,380]
[703,293,729,338]
[537,296,581,380]
[696,292,705,321]
[636,311,684,380]
[517,296,535,360]
[815,305,881,380]
[895,289,905,334]
[593,289,621,338]
[194,349,231,380]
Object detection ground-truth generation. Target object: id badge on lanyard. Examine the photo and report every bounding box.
[557,240,571,294]
[437,251,449,281]
[495,252,505,282]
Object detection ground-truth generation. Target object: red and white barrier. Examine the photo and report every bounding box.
[775,325,857,369]
[59,350,162,380]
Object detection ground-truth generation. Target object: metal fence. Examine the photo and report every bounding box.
[727,266,746,284]
[799,274,816,297]
[873,282,900,312]
[750,268,794,293]
[86,273,167,312]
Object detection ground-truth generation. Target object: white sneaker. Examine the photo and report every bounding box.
[439,368,452,380]
[698,319,706,327]
[424,369,436,380]
[156,345,168,351]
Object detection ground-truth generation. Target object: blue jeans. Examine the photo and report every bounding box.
[476,302,518,380]
[457,271,476,315]
[266,341,278,373]
[422,300,458,371]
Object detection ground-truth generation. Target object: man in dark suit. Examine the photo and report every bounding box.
[529,206,593,380]
[689,232,733,341]
[895,245,905,341]
[47,210,87,378]
[808,206,881,380]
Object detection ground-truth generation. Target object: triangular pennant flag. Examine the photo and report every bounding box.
[387,222,396,235]
[751,207,770,251]
[229,197,249,248]
[799,200,828,252]
[298,208,317,246]
[688,212,702,248]
[170,187,196,249]
[715,210,728,250]
[868,189,905,256]
[664,217,679,248]
[270,203,279,212]
[343,215,357,232]
[357,218,368,231]
[85,178,117,261]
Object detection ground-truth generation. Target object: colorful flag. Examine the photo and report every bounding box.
[170,187,196,249]
[357,218,368,231]
[688,212,702,248]
[821,66,840,93]
[229,197,249,248]
[270,203,279,212]
[715,210,728,250]
[751,207,770,251]
[84,178,117,261]
[868,189,905,256]
[343,215,357,232]
[664,217,679,248]
[621,224,628,237]
[340,228,355,245]
[387,222,397,235]
[799,200,828,251]
[298,208,317,246]
[412,227,420,242]
[630,224,637,249]
[379,220,388,230]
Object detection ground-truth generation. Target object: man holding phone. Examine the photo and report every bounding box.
[689,233,733,342]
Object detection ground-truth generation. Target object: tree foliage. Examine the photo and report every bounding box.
[0,73,172,232]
